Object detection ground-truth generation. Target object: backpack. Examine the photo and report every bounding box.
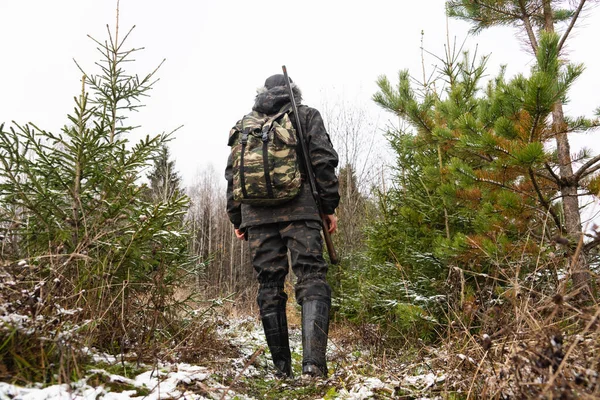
[228,106,302,206]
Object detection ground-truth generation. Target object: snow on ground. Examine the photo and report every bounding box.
[0,363,253,400]
[0,317,445,399]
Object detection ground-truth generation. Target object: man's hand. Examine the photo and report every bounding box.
[234,228,246,240]
[324,214,338,234]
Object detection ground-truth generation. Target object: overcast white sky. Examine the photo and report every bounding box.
[1,1,599,195]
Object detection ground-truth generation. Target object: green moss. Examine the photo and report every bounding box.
[231,375,333,400]
[291,352,303,377]
[323,387,339,399]
[86,372,150,396]
[86,361,147,380]
[445,393,468,400]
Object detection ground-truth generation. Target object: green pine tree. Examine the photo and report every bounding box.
[372,30,596,306]
[446,0,600,294]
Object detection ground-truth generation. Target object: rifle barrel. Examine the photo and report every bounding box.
[282,65,339,265]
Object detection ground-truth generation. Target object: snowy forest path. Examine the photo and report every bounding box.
[0,316,445,399]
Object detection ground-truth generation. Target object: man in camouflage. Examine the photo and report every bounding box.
[225,74,339,378]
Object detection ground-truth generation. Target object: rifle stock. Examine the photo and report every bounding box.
[282,65,339,265]
[320,213,338,264]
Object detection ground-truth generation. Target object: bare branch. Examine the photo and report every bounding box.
[558,0,588,53]
[518,0,539,53]
[473,0,522,19]
[529,99,542,143]
[532,169,559,185]
[574,153,600,180]
[583,236,600,252]
[528,168,563,230]
[580,163,600,180]
[545,162,561,182]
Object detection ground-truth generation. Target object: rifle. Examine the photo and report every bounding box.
[282,65,339,265]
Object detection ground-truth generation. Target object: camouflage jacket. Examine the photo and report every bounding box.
[225,86,339,229]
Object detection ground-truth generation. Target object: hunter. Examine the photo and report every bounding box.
[225,73,340,378]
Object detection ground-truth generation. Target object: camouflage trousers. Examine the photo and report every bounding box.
[247,220,331,315]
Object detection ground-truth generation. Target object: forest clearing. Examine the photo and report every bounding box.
[1,1,600,399]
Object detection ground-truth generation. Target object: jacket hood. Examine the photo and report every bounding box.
[252,84,302,115]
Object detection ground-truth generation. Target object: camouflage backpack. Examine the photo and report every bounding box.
[228,106,302,206]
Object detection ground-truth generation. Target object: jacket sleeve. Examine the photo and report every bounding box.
[225,153,242,228]
[305,108,340,215]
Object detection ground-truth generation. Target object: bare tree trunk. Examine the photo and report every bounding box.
[70,75,91,247]
[240,239,244,290]
[323,101,381,256]
[438,144,451,240]
[208,205,213,257]
[230,228,235,293]
[191,214,200,288]
[199,205,205,261]
[542,0,588,293]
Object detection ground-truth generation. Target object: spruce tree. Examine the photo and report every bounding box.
[146,144,183,202]
[0,22,195,380]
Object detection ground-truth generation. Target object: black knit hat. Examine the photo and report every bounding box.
[264,74,291,89]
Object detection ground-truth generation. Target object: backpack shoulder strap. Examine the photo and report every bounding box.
[228,120,242,146]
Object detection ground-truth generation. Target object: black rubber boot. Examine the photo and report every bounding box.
[261,310,293,378]
[301,300,330,378]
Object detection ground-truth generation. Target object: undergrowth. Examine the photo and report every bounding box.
[0,13,212,385]
[352,246,600,398]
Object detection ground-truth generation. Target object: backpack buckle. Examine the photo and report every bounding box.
[241,131,249,145]
[261,126,270,142]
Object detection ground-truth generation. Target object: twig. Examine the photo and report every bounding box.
[540,307,600,396]
[219,346,264,400]
[466,351,488,400]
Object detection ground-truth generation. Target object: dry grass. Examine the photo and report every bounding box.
[431,292,599,398]
[0,255,221,384]
[416,247,600,400]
